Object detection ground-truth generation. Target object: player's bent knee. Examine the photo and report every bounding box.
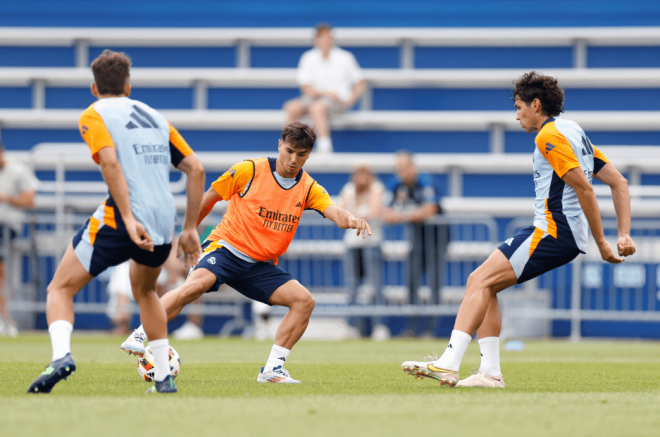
[298,293,315,314]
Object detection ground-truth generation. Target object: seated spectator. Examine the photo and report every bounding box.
[382,150,447,336]
[338,163,387,339]
[284,23,366,154]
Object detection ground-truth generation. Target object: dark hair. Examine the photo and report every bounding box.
[91,49,131,95]
[512,71,564,117]
[281,122,316,150]
[0,140,4,151]
[315,22,333,36]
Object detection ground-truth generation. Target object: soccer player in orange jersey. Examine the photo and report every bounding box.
[122,122,371,383]
[402,71,636,388]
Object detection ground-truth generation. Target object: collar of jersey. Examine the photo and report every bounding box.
[540,117,556,129]
[268,157,303,190]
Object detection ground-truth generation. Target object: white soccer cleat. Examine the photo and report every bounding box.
[120,330,147,357]
[401,356,459,387]
[172,321,204,340]
[456,371,505,388]
[256,365,301,384]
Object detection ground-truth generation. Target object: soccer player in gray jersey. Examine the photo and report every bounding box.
[401,71,636,388]
[28,50,205,394]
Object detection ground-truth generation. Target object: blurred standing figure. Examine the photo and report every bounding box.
[383,151,446,336]
[107,236,190,337]
[0,140,37,337]
[338,163,386,339]
[284,23,366,154]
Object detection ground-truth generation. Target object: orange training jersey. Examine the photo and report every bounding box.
[532,117,609,253]
[208,158,334,263]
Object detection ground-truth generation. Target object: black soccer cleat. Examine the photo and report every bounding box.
[27,353,76,394]
[145,374,178,394]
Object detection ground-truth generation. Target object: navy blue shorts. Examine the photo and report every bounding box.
[72,219,171,277]
[498,226,580,284]
[192,241,295,305]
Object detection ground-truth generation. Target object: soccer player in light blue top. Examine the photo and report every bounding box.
[28,50,205,394]
[401,71,636,388]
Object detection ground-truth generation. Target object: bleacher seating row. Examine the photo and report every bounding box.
[3,27,660,69]
[10,145,660,215]
[2,67,660,111]
[1,108,659,153]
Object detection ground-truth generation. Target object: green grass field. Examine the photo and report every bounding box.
[1,335,659,437]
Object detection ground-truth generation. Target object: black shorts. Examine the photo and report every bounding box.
[498,226,580,284]
[72,219,171,277]
[192,241,294,305]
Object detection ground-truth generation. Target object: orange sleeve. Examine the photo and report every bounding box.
[79,105,115,165]
[535,127,581,178]
[304,182,335,216]
[211,160,255,201]
[593,146,610,173]
[168,122,194,167]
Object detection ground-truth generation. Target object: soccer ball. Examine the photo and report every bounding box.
[137,346,181,382]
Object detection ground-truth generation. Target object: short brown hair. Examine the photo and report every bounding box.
[91,50,131,95]
[315,22,333,37]
[281,122,316,150]
[512,71,564,118]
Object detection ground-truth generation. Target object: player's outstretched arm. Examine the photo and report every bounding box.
[97,147,154,252]
[175,154,205,268]
[594,162,636,257]
[562,167,624,263]
[323,205,372,238]
[197,187,223,226]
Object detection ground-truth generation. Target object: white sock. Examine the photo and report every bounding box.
[135,325,147,341]
[316,136,333,154]
[478,336,501,377]
[435,330,472,371]
[149,338,170,382]
[49,320,73,362]
[264,344,290,372]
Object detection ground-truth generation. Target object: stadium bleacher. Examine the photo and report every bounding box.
[3,14,660,337]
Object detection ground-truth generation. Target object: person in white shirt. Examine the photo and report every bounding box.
[0,141,37,336]
[284,23,366,154]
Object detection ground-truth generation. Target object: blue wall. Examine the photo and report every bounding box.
[1,1,659,27]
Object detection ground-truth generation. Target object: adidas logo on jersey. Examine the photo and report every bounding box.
[125,105,160,130]
[545,142,556,154]
[295,202,302,208]
[505,238,514,246]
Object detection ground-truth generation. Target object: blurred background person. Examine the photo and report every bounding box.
[338,162,387,339]
[105,261,133,336]
[106,235,201,339]
[284,22,366,154]
[165,233,204,340]
[382,150,446,337]
[0,140,37,336]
